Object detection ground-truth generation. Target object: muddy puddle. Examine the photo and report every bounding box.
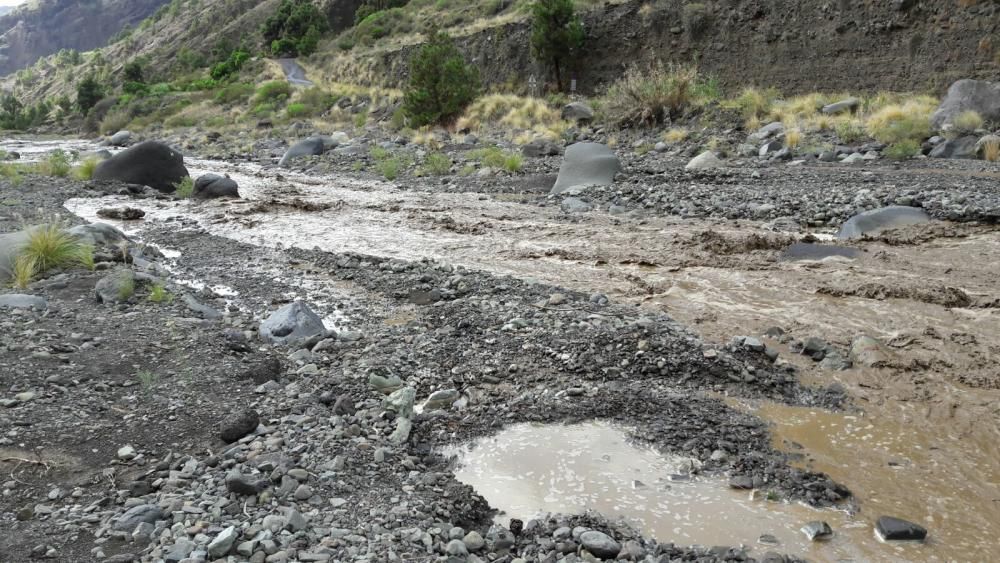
[445,421,940,561]
[32,139,1000,561]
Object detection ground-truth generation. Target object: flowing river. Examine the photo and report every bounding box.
[5,138,999,561]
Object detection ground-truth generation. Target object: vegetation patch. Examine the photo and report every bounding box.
[403,31,480,127]
[470,146,523,173]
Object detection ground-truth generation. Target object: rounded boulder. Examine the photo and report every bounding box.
[193,173,240,199]
[92,141,189,193]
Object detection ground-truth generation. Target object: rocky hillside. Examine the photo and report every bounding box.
[0,0,170,76]
[315,0,1000,95]
[6,0,1000,105]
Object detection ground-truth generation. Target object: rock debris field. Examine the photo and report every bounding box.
[1,131,998,563]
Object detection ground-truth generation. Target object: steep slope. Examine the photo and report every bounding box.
[312,0,1000,95]
[0,0,171,76]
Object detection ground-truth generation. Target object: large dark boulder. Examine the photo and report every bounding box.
[836,206,930,239]
[193,174,240,199]
[551,143,621,194]
[278,135,345,167]
[930,79,1000,132]
[928,135,978,159]
[875,516,927,542]
[259,301,327,348]
[92,141,189,193]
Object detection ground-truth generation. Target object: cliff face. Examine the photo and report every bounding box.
[320,0,1000,96]
[0,0,170,75]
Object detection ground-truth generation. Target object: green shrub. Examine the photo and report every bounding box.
[370,146,412,180]
[13,224,90,287]
[835,119,866,143]
[403,31,480,127]
[209,50,250,81]
[174,176,194,198]
[865,98,936,144]
[419,152,452,176]
[35,150,72,177]
[262,0,329,57]
[74,158,100,180]
[100,108,132,135]
[470,146,522,173]
[255,81,292,105]
[286,103,310,118]
[884,139,921,160]
[354,0,408,24]
[951,110,983,135]
[215,82,255,105]
[601,62,699,127]
[148,283,173,304]
[77,76,104,114]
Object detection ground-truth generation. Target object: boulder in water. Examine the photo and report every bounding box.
[92,141,189,193]
[551,143,621,194]
[875,516,927,542]
[193,174,240,199]
[930,79,1000,132]
[836,206,930,239]
[800,521,834,541]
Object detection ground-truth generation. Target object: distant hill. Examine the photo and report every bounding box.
[0,0,170,75]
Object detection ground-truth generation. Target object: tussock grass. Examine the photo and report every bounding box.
[470,147,522,173]
[865,96,937,144]
[100,108,132,135]
[601,62,701,127]
[34,150,71,177]
[174,176,194,198]
[24,224,81,272]
[980,137,1000,162]
[884,139,922,160]
[370,146,411,181]
[0,162,25,185]
[148,283,173,304]
[76,245,95,271]
[11,254,37,289]
[724,87,781,121]
[663,128,689,143]
[410,128,443,150]
[835,119,866,143]
[117,270,136,301]
[951,110,984,135]
[418,152,452,176]
[12,224,89,287]
[74,158,100,180]
[456,94,568,142]
[784,129,802,150]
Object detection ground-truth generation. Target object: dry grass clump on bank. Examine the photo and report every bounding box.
[600,62,704,127]
[456,94,569,142]
[11,224,90,288]
[865,96,937,144]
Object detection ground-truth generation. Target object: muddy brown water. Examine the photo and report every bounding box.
[52,150,1000,560]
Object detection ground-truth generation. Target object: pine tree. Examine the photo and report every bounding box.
[530,0,585,92]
